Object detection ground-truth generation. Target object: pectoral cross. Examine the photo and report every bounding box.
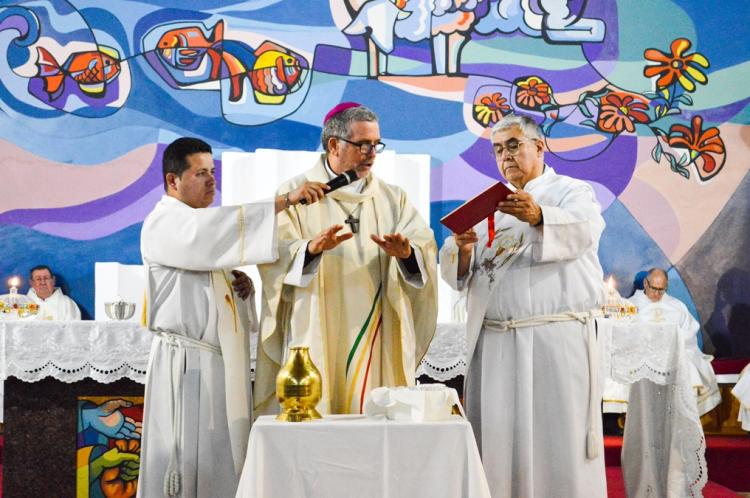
[345,214,360,234]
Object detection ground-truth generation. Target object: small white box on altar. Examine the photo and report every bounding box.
[364,384,464,422]
[94,262,145,322]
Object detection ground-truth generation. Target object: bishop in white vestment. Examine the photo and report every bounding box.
[440,116,607,498]
[255,104,438,415]
[138,137,326,498]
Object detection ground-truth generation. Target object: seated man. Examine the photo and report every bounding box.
[27,265,81,320]
[605,268,721,416]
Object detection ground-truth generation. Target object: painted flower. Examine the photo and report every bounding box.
[515,76,552,110]
[643,38,709,92]
[473,92,512,126]
[596,92,650,133]
[667,115,725,181]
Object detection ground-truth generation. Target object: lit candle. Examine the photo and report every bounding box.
[8,276,20,292]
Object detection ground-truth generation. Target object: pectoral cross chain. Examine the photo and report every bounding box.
[345,214,360,234]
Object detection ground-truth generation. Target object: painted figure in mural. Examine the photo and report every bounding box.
[26,264,81,320]
[77,397,142,498]
[255,103,438,416]
[149,19,308,104]
[343,0,485,76]
[628,268,721,414]
[440,115,607,497]
[138,137,328,497]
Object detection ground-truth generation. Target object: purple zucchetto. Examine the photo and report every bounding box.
[323,102,362,124]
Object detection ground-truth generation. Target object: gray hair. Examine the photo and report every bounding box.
[321,106,378,152]
[490,115,543,141]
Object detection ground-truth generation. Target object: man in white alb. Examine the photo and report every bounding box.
[255,103,438,416]
[137,137,333,498]
[27,265,81,320]
[629,268,721,415]
[441,115,607,498]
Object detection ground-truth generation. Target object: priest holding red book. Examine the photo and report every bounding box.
[440,115,608,498]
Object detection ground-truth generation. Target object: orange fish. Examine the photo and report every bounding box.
[36,46,121,101]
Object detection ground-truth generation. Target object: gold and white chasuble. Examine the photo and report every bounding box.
[256,157,438,415]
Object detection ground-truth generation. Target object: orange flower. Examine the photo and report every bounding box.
[596,92,650,133]
[643,38,708,92]
[515,76,552,110]
[667,115,725,180]
[473,92,512,126]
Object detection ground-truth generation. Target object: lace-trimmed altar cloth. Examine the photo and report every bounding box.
[598,318,707,498]
[417,322,467,381]
[0,320,153,422]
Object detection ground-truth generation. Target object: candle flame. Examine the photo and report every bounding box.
[8,276,20,288]
[607,275,615,291]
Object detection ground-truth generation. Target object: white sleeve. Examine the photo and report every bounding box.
[283,243,322,287]
[142,200,277,271]
[396,244,427,288]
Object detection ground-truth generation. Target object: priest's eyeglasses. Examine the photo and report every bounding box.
[337,137,386,154]
[645,278,667,294]
[492,139,533,157]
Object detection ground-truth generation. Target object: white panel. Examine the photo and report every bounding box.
[94,262,146,322]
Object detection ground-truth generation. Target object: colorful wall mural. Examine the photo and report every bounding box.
[77,396,143,498]
[0,0,748,355]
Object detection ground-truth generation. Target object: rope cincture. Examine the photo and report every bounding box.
[484,309,604,460]
[156,331,223,497]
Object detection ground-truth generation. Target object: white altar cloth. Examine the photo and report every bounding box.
[235,414,491,498]
[598,319,707,498]
[0,320,153,422]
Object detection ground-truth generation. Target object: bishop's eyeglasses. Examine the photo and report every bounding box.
[337,137,386,154]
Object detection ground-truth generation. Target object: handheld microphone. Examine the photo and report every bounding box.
[300,169,359,204]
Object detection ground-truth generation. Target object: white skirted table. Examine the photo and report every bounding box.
[0,320,153,421]
[598,319,707,498]
[235,414,491,498]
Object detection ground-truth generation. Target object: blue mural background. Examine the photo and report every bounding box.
[1,0,748,355]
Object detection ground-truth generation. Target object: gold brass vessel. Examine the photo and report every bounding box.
[276,346,322,422]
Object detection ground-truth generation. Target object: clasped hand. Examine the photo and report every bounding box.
[497,190,542,225]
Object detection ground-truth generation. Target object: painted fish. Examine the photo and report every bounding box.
[36,46,121,101]
[155,20,306,104]
[249,41,305,105]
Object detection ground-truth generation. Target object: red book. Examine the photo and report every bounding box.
[440,182,513,234]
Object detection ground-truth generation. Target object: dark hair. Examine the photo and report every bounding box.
[30,265,53,279]
[321,106,378,152]
[162,137,212,191]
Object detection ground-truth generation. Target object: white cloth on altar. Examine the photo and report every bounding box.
[234,415,491,498]
[440,166,607,498]
[604,290,721,416]
[732,364,750,431]
[27,288,81,321]
[137,195,276,498]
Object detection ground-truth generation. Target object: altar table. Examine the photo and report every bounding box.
[235,415,491,498]
[598,319,707,498]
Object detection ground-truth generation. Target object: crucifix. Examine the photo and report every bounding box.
[345,214,360,234]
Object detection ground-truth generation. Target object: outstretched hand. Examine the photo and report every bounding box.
[308,224,354,255]
[371,233,412,259]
